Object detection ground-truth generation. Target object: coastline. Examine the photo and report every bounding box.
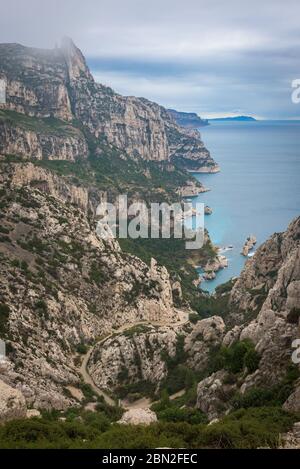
[187,164,221,174]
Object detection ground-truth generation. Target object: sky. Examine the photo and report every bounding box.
[0,0,300,119]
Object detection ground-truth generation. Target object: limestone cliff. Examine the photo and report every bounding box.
[195,217,300,420]
[88,325,179,395]
[0,43,72,121]
[0,164,178,410]
[0,112,88,161]
[0,39,218,171]
[88,314,225,398]
[167,109,209,128]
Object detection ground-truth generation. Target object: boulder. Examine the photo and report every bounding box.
[241,235,257,256]
[0,379,27,424]
[117,408,157,426]
[26,409,41,419]
[279,422,300,449]
[196,370,235,421]
[283,382,300,413]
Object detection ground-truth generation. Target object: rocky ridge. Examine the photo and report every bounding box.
[0,39,218,172]
[196,217,300,420]
[86,219,300,423]
[0,378,27,424]
[0,167,180,410]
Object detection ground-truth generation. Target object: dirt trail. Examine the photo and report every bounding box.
[80,310,189,409]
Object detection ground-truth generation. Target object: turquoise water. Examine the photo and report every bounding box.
[192,120,300,293]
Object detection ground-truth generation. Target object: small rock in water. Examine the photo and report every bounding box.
[241,235,257,256]
[205,205,213,215]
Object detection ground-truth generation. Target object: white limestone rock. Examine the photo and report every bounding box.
[0,379,27,423]
[117,408,157,426]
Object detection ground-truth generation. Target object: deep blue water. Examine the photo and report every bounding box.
[191,120,300,293]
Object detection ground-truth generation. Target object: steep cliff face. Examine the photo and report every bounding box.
[1,162,93,212]
[0,39,218,171]
[88,325,179,395]
[230,217,300,318]
[0,162,179,410]
[167,109,209,128]
[87,314,226,398]
[0,112,88,161]
[0,43,72,121]
[195,218,300,420]
[229,218,300,388]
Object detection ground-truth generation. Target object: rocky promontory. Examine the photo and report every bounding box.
[203,255,228,280]
[241,235,257,256]
[176,179,209,198]
[0,39,219,173]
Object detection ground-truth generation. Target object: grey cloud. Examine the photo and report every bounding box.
[0,0,299,118]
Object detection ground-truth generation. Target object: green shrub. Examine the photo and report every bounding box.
[201,407,296,449]
[189,312,200,324]
[157,407,207,425]
[34,299,48,317]
[244,348,261,373]
[0,226,10,234]
[20,260,28,271]
[209,340,260,375]
[0,303,10,335]
[232,365,300,409]
[160,335,199,394]
[89,261,106,284]
[76,344,88,354]
[116,380,156,399]
[232,387,275,409]
[0,406,296,449]
[78,383,97,403]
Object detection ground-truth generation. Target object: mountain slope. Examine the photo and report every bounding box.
[0,161,179,409]
[0,38,218,172]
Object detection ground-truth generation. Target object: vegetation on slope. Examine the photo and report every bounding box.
[0,109,81,137]
[0,406,297,449]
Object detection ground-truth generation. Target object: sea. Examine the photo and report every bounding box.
[190,120,300,293]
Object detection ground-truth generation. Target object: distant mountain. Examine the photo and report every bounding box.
[167,109,209,128]
[208,116,257,122]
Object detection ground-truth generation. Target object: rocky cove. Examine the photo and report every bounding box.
[189,120,300,293]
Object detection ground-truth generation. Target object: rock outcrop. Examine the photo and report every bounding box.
[0,114,88,161]
[230,218,300,317]
[0,43,72,121]
[196,370,235,421]
[117,408,157,426]
[0,167,178,409]
[88,314,226,398]
[204,206,213,215]
[196,217,300,421]
[203,255,228,280]
[279,422,300,449]
[241,235,257,256]
[185,316,225,371]
[0,39,218,172]
[283,381,300,413]
[167,109,209,129]
[176,179,208,198]
[0,379,27,423]
[88,325,178,394]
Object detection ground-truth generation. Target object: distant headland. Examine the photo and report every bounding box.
[167,109,209,128]
[208,116,257,122]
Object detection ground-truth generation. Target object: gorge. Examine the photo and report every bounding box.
[0,39,299,449]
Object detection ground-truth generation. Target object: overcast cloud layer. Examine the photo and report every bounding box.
[0,0,300,119]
